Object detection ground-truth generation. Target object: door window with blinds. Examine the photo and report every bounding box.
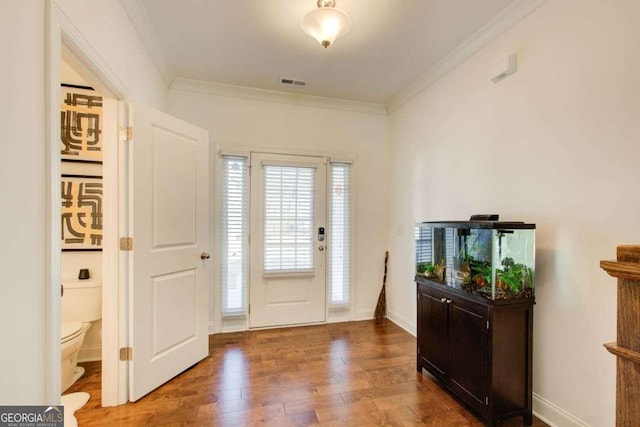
[263,165,315,275]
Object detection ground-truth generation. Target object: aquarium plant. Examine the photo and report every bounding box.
[470,260,492,286]
[417,262,435,277]
[495,257,534,295]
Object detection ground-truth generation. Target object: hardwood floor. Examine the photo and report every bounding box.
[67,320,548,426]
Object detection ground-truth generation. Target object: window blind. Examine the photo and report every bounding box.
[415,226,432,264]
[445,228,455,284]
[263,165,315,273]
[329,162,351,308]
[221,156,248,316]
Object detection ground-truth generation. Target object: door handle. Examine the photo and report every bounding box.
[200,252,211,260]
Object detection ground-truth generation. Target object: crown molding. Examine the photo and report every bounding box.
[118,0,176,87]
[170,78,388,115]
[117,0,546,116]
[385,0,548,114]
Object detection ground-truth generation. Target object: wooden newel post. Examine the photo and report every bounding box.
[600,245,640,426]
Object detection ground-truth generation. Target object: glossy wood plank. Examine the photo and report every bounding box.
[604,343,640,365]
[67,320,548,426]
[618,245,640,263]
[600,260,640,281]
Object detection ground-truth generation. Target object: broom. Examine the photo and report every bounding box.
[374,251,389,324]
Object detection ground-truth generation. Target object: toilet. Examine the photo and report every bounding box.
[61,280,102,393]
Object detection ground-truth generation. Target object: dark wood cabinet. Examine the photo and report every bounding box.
[417,277,534,426]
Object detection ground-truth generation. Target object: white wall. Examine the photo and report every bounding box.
[5,0,634,418]
[0,1,47,405]
[56,0,167,109]
[167,88,389,330]
[0,0,168,404]
[386,1,640,426]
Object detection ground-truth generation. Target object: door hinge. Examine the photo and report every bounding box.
[486,396,489,405]
[120,237,133,251]
[248,304,251,314]
[119,126,133,142]
[120,126,133,141]
[120,347,133,361]
[486,320,490,330]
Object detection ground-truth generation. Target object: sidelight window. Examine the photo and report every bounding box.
[221,155,248,316]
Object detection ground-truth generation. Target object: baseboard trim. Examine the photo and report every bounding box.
[78,346,101,363]
[327,312,352,324]
[532,393,590,427]
[354,309,374,321]
[386,309,416,336]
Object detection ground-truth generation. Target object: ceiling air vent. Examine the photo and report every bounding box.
[280,77,307,87]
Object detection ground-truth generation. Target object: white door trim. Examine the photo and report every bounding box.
[45,0,129,406]
[44,0,62,402]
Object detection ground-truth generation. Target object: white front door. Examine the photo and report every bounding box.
[249,153,327,328]
[129,104,210,401]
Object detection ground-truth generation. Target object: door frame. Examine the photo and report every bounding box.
[213,144,356,334]
[45,0,129,405]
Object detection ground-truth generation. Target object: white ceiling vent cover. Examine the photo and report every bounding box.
[280,77,307,87]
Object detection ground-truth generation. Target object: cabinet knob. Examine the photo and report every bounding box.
[440,297,447,303]
[446,299,452,304]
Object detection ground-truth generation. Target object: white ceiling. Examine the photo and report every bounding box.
[129,0,536,106]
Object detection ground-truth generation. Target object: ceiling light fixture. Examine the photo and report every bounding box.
[301,0,351,49]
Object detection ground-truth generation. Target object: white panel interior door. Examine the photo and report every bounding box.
[129,104,209,401]
[249,153,327,328]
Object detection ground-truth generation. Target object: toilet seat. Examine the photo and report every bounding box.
[61,321,84,344]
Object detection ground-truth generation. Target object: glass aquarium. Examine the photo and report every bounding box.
[415,220,535,300]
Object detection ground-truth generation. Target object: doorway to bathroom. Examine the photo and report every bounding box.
[50,9,211,406]
[58,45,124,406]
[59,60,106,394]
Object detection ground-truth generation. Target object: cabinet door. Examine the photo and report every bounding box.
[448,298,488,416]
[418,285,448,377]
